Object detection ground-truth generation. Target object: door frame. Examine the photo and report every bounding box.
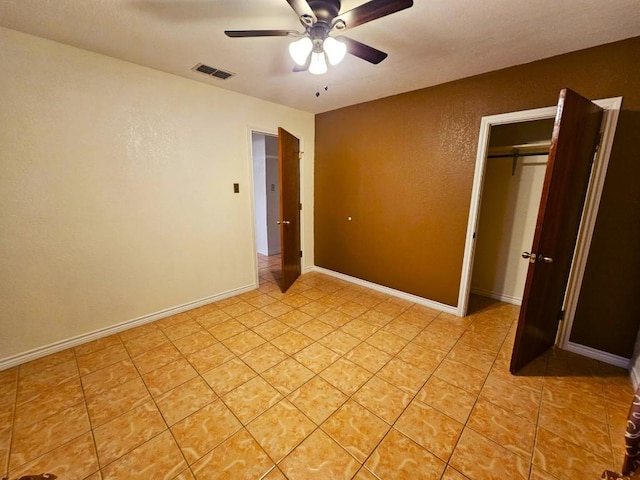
[247,126,306,287]
[250,130,280,257]
[457,96,623,361]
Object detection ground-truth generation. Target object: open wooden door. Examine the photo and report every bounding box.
[510,89,603,373]
[278,127,301,293]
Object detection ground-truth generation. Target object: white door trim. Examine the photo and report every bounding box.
[556,96,623,349]
[457,104,557,315]
[248,127,279,287]
[247,126,308,283]
[457,96,623,356]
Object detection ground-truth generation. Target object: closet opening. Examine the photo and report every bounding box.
[469,118,554,308]
[458,96,623,366]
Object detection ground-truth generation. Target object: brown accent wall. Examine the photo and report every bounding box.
[315,36,640,357]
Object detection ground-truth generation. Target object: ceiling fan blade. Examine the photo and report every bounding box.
[338,36,388,64]
[225,30,298,38]
[286,0,316,23]
[335,0,413,30]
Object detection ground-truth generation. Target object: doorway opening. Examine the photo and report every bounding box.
[458,95,623,366]
[251,131,282,289]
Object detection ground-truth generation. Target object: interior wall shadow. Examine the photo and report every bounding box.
[569,109,640,358]
[466,294,503,315]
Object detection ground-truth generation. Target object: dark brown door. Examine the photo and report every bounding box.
[278,127,301,293]
[510,89,603,373]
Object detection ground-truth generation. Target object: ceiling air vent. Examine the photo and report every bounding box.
[193,63,234,80]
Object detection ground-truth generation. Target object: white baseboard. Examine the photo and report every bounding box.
[470,287,522,306]
[0,283,257,371]
[565,341,630,369]
[313,266,458,316]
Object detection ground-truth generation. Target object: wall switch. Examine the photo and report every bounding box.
[233,183,239,193]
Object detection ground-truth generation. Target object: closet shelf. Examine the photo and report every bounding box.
[487,141,551,176]
[487,141,551,159]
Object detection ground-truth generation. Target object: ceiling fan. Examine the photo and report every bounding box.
[224,0,414,74]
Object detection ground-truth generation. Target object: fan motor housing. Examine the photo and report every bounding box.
[308,0,341,22]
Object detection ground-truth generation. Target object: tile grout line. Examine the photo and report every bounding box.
[529,351,551,480]
[8,353,88,477]
[381,309,482,480]
[3,365,19,479]
[218,275,348,479]
[253,287,514,479]
[443,310,534,480]
[129,328,194,480]
[75,346,104,480]
[4,262,632,480]
[299,305,441,478]
[227,274,415,479]
[185,283,466,480]
[3,287,498,479]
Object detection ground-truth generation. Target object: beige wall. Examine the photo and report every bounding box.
[0,27,315,364]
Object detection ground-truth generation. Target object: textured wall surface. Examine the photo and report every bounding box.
[315,36,640,357]
[0,27,314,362]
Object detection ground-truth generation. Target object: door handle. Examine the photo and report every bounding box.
[277,220,290,225]
[522,252,553,263]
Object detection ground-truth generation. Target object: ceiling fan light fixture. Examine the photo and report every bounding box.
[323,36,346,65]
[309,51,328,75]
[289,36,313,65]
[226,0,415,74]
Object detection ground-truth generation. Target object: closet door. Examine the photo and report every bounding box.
[510,89,603,373]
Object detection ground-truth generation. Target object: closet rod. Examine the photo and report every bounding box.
[487,151,549,159]
[487,149,549,176]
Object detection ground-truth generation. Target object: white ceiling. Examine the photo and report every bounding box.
[1,0,639,114]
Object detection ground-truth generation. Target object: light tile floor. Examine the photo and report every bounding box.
[0,253,634,480]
